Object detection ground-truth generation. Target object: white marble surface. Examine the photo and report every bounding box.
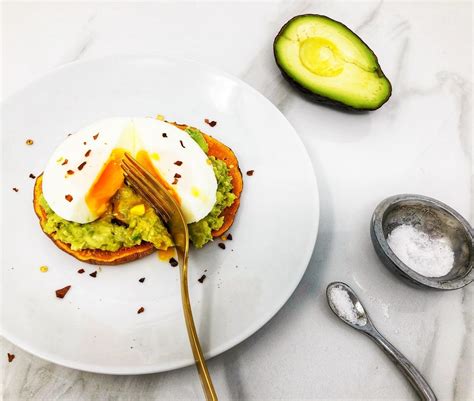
[1,1,472,400]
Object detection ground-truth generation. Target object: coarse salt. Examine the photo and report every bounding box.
[387,224,454,278]
[329,286,367,326]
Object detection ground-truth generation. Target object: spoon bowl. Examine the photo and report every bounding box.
[326,282,369,329]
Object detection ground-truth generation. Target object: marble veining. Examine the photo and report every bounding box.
[2,1,472,400]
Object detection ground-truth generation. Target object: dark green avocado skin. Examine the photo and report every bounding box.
[273,14,392,111]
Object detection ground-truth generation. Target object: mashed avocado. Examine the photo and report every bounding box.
[40,186,173,251]
[189,157,236,248]
[185,127,208,153]
[39,127,236,251]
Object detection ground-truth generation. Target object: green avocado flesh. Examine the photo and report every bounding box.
[40,129,235,251]
[189,156,236,248]
[274,15,391,110]
[40,186,174,252]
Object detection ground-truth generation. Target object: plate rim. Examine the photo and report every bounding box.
[1,54,319,374]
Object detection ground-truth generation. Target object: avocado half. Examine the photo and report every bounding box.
[274,14,392,111]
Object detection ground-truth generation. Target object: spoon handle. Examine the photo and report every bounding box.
[366,329,437,401]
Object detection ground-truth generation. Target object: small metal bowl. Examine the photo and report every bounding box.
[371,194,473,290]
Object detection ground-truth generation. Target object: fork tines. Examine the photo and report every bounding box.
[121,153,172,223]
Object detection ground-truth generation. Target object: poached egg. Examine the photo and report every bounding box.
[42,118,217,224]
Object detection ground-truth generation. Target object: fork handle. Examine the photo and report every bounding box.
[180,262,218,401]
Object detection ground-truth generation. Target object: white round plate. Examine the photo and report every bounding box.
[1,55,319,374]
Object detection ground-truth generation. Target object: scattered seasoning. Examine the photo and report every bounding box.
[179,140,185,148]
[85,149,91,157]
[162,133,168,138]
[7,353,15,363]
[227,234,233,241]
[67,133,72,137]
[137,307,145,314]
[387,224,454,277]
[218,243,226,250]
[229,164,234,169]
[198,274,207,283]
[174,160,183,166]
[246,170,254,176]
[12,187,19,192]
[40,265,48,273]
[89,271,97,278]
[156,114,165,121]
[139,277,145,283]
[204,118,217,127]
[111,218,128,227]
[29,173,36,179]
[67,170,74,175]
[65,194,73,202]
[93,133,99,140]
[61,159,68,165]
[174,173,182,179]
[78,161,87,171]
[172,178,179,185]
[83,141,87,145]
[77,268,85,274]
[169,257,178,267]
[55,285,71,299]
[25,139,34,145]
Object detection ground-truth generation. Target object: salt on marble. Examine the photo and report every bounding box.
[329,286,367,326]
[387,224,454,278]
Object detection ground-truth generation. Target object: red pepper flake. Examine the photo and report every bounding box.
[89,271,97,278]
[93,133,99,140]
[61,159,68,165]
[138,277,145,283]
[227,234,233,241]
[29,173,36,179]
[174,173,181,179]
[174,160,183,166]
[55,285,71,299]
[67,170,74,175]
[162,133,168,138]
[246,170,254,176]
[12,187,19,192]
[78,161,87,171]
[218,243,226,250]
[204,119,217,127]
[77,268,85,274]
[169,257,178,267]
[7,353,15,363]
[172,178,179,185]
[137,307,145,314]
[198,274,207,283]
[179,140,185,148]
[65,194,73,202]
[25,139,34,145]
[85,149,91,157]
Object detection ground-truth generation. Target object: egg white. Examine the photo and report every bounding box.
[42,118,217,224]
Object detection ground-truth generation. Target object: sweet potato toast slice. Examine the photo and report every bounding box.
[33,175,155,265]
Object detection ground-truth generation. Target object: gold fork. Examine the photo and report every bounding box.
[121,153,218,401]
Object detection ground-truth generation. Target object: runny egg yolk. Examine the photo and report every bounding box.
[86,148,126,216]
[157,247,176,261]
[135,150,181,205]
